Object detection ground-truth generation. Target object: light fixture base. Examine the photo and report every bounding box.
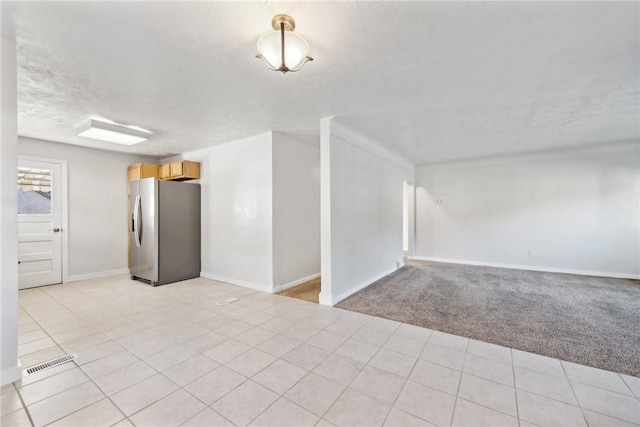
[271,14,295,31]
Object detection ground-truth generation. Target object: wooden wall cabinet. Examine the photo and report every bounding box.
[160,160,200,181]
[127,163,159,182]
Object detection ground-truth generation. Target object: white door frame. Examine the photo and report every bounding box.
[18,155,69,284]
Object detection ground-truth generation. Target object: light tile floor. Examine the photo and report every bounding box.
[2,275,639,427]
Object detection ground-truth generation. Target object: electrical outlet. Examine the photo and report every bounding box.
[528,249,535,257]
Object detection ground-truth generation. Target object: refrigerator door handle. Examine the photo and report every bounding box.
[133,195,141,248]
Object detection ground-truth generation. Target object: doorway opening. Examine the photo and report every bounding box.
[403,180,409,257]
[276,277,321,303]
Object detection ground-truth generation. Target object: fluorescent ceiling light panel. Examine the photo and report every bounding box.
[78,119,150,145]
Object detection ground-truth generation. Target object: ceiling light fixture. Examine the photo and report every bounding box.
[78,119,151,145]
[256,14,313,73]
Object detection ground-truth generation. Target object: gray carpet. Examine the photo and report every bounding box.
[337,260,640,377]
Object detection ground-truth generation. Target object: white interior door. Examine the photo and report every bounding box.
[18,159,63,289]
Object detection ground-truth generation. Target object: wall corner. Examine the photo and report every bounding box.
[1,37,21,385]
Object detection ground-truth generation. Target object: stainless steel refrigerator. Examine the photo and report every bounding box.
[129,178,201,286]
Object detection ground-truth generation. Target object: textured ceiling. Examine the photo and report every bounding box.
[2,1,638,164]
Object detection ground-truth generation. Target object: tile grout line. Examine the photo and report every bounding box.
[567,378,640,400]
[448,336,471,426]
[174,328,303,421]
[359,320,427,423]
[197,309,342,424]
[90,356,156,393]
[448,350,525,424]
[561,370,640,425]
[460,363,589,416]
[617,373,640,399]
[385,333,531,422]
[464,343,546,423]
[25,361,128,426]
[187,406,235,427]
[99,325,243,422]
[560,368,640,427]
[17,294,69,369]
[233,335,330,423]
[28,287,94,336]
[12,382,36,427]
[511,359,639,401]
[561,360,592,427]
[44,293,112,345]
[131,343,227,420]
[314,317,398,424]
[511,347,522,427]
[380,327,433,426]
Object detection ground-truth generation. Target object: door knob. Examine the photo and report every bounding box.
[49,227,61,232]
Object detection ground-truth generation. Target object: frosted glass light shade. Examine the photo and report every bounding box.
[257,31,310,72]
[78,119,150,145]
[256,14,313,73]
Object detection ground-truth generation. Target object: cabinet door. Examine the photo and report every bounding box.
[127,164,141,183]
[170,162,183,177]
[140,164,159,179]
[183,161,200,179]
[159,164,170,180]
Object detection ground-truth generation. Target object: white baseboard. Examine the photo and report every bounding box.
[1,364,22,386]
[200,271,272,293]
[322,266,400,306]
[273,273,321,293]
[407,256,640,280]
[319,291,333,306]
[64,268,129,283]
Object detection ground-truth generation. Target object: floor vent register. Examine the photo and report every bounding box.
[23,353,78,376]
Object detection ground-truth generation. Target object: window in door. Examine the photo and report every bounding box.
[18,167,52,215]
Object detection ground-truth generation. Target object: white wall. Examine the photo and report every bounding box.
[172,131,322,293]
[18,137,156,280]
[1,37,21,385]
[173,133,274,292]
[413,141,640,278]
[272,132,321,290]
[320,118,414,306]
